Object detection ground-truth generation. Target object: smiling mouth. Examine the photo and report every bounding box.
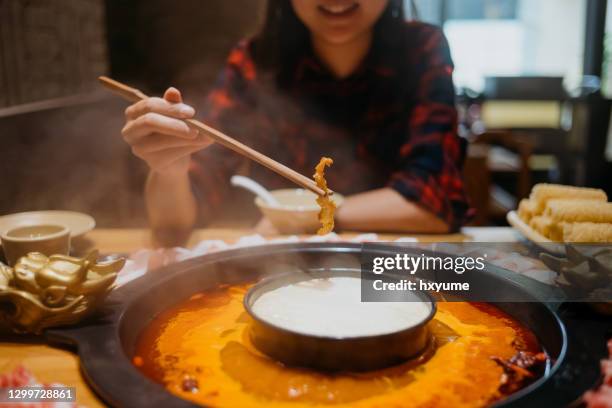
[317,2,360,17]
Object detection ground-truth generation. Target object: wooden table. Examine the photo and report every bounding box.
[0,227,515,407]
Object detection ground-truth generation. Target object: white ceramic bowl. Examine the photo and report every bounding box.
[255,189,344,234]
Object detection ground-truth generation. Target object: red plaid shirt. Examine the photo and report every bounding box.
[190,21,471,230]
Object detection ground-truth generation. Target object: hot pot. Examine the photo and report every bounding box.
[43,243,609,407]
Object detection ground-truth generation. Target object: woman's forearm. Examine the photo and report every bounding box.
[145,169,198,245]
[335,188,450,233]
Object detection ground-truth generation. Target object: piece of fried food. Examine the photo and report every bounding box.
[544,199,612,223]
[530,184,607,213]
[529,215,561,240]
[562,222,612,243]
[313,157,335,235]
[518,199,537,223]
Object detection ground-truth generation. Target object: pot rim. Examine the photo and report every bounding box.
[44,242,570,408]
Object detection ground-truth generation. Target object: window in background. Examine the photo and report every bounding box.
[601,2,612,162]
[605,0,612,160]
[603,1,612,98]
[412,0,443,24]
[446,0,518,19]
[411,0,587,94]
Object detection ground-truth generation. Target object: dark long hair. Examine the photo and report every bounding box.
[252,0,413,86]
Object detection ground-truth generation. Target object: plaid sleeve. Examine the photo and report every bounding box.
[188,41,258,223]
[388,26,472,231]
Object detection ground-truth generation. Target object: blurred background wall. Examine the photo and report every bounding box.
[0,0,264,226]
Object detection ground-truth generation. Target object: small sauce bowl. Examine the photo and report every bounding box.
[1,224,70,266]
[255,189,344,234]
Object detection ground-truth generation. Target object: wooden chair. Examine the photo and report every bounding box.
[463,131,534,225]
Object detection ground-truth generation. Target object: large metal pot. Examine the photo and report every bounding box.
[44,243,607,407]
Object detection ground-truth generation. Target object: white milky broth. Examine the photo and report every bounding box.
[252,277,431,337]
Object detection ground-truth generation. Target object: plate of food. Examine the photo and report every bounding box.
[506,210,565,255]
[507,183,612,253]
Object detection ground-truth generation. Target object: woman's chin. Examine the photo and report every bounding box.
[315,28,368,47]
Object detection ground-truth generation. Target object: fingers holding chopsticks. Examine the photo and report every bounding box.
[122,112,199,142]
[125,96,194,121]
[122,87,212,174]
[103,76,327,195]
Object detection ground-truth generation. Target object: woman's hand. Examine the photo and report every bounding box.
[121,87,212,175]
[122,87,209,245]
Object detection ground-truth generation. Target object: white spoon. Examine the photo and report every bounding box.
[230,175,280,207]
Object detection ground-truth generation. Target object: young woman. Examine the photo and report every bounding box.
[121,0,471,243]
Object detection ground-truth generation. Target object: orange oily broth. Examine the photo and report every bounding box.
[134,285,540,408]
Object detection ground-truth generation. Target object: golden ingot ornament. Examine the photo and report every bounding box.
[0,251,124,334]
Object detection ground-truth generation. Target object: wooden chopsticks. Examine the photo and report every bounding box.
[98,76,329,197]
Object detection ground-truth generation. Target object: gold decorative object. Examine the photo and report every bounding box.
[0,251,124,334]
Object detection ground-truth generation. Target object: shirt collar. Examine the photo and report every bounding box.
[294,40,396,82]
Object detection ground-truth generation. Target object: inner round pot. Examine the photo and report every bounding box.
[244,270,436,371]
